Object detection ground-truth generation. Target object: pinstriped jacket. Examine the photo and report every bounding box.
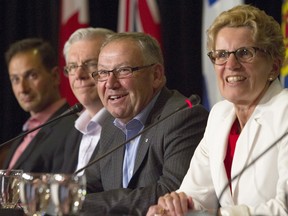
[81,87,209,216]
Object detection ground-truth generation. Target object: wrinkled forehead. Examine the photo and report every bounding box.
[98,40,144,68]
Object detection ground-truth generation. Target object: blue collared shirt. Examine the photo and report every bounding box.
[114,92,160,188]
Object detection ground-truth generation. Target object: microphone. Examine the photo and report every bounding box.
[215,128,288,216]
[57,103,83,118]
[0,103,83,147]
[74,94,201,175]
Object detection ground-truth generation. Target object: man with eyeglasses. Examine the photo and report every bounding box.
[59,27,115,175]
[80,32,209,215]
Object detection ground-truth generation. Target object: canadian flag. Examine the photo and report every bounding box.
[118,0,161,45]
[59,0,89,105]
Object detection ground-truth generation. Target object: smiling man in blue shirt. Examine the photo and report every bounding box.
[81,32,209,216]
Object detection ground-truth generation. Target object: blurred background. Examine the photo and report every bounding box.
[0,0,283,143]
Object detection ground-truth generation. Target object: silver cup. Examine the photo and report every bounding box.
[19,172,51,216]
[0,169,23,209]
[50,173,87,215]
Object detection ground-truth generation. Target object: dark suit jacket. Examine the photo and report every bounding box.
[60,127,83,173]
[81,87,209,215]
[2,103,78,173]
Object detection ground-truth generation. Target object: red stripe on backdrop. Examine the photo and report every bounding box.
[125,0,131,32]
[138,0,161,44]
[59,0,89,106]
[118,0,162,46]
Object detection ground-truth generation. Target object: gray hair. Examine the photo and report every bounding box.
[101,32,164,65]
[63,27,114,61]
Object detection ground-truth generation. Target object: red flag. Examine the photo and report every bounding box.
[59,0,89,105]
[118,0,161,45]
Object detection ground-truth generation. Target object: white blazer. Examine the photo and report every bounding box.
[179,79,288,216]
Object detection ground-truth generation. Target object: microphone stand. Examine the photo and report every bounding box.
[0,103,83,147]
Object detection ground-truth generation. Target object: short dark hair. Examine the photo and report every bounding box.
[5,38,57,70]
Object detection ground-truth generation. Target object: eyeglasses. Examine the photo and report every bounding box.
[64,61,98,75]
[91,63,156,82]
[207,47,267,65]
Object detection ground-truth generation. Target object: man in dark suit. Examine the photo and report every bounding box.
[1,38,78,173]
[60,27,114,175]
[80,32,209,215]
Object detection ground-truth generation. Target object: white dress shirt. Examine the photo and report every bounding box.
[75,107,109,175]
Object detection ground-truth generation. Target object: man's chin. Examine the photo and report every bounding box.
[20,103,34,113]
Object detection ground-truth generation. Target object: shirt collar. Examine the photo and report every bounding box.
[75,107,109,134]
[23,98,66,131]
[114,91,161,132]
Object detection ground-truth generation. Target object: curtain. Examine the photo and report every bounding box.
[0,0,282,144]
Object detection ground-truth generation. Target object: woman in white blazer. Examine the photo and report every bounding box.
[147,4,288,216]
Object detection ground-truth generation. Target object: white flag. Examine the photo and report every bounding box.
[202,0,243,109]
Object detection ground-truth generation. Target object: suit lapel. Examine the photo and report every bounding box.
[113,140,125,187]
[100,123,125,188]
[14,121,54,168]
[212,107,262,205]
[131,88,171,182]
[133,129,154,175]
[210,109,235,206]
[230,111,261,196]
[68,131,83,171]
[3,139,22,168]
[12,103,70,169]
